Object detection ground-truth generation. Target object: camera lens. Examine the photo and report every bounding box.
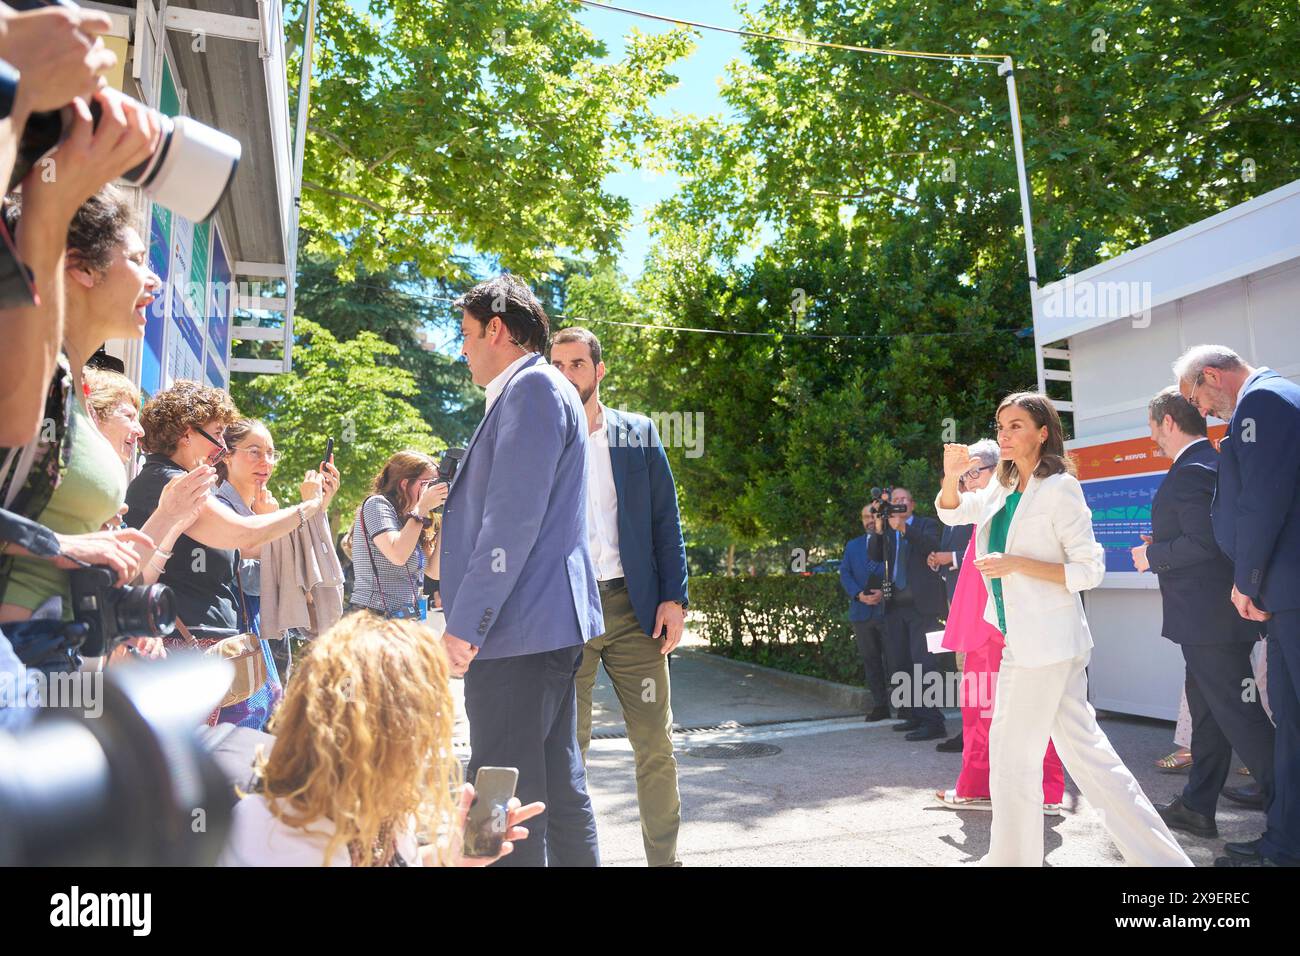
[111,584,177,640]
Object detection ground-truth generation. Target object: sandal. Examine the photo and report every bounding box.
[1155,748,1193,772]
[935,788,992,810]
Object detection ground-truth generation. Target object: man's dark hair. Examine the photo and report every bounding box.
[453,274,549,353]
[551,326,602,366]
[1149,385,1207,437]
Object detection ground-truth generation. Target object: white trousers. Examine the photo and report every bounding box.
[983,649,1193,867]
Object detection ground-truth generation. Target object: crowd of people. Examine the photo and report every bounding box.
[839,351,1299,867]
[0,5,692,867]
[3,3,1297,871]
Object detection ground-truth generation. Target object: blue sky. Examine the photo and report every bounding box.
[575,1,751,277]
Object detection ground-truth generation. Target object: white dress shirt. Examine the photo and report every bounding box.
[1170,436,1208,464]
[586,407,624,581]
[484,351,535,413]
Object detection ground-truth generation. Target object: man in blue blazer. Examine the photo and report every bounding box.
[441,276,604,867]
[1134,387,1273,849]
[550,327,689,867]
[1176,345,1300,868]
[841,504,890,722]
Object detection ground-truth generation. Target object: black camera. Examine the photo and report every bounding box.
[436,447,466,484]
[868,486,909,519]
[67,565,176,658]
[0,654,236,865]
[8,1,241,222]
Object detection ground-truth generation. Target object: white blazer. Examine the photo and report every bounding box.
[935,471,1105,668]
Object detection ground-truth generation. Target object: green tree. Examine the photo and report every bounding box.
[230,317,441,527]
[288,0,695,278]
[595,0,1297,553]
[293,254,483,445]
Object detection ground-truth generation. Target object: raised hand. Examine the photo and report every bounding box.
[943,442,975,480]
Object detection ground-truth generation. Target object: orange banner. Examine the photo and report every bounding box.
[1072,425,1227,481]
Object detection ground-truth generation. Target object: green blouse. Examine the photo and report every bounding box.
[986,490,1023,634]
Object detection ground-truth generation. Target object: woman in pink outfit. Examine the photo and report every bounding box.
[934,439,1065,813]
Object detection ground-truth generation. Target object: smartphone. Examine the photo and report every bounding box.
[323,436,334,466]
[462,766,518,858]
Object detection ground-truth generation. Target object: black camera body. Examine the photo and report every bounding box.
[868,486,909,519]
[868,486,909,603]
[67,565,177,658]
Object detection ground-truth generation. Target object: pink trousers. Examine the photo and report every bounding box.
[954,631,1065,803]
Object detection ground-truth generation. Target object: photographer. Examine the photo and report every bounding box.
[1,76,157,446]
[0,187,210,651]
[866,486,949,741]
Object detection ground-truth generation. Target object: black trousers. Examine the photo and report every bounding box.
[882,603,945,731]
[1261,611,1300,865]
[1180,641,1275,818]
[464,644,600,867]
[850,619,889,710]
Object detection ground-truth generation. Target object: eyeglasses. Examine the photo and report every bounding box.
[962,464,995,482]
[192,425,230,466]
[236,446,278,464]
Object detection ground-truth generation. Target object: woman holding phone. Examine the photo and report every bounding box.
[218,612,543,866]
[936,392,1191,866]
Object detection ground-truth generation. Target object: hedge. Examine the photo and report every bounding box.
[690,574,863,684]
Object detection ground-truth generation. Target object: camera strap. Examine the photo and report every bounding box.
[357,497,420,617]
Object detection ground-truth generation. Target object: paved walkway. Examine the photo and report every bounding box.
[452,636,1261,867]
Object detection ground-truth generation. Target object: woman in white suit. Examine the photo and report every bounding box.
[936,392,1191,867]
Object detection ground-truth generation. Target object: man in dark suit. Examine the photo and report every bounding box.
[1177,345,1300,868]
[1133,387,1273,848]
[550,328,689,868]
[441,276,604,867]
[841,504,889,722]
[868,487,949,741]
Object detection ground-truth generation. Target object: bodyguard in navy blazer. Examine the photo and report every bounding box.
[604,406,690,633]
[1176,346,1300,867]
[841,507,889,719]
[441,277,603,867]
[1135,388,1272,846]
[552,328,689,867]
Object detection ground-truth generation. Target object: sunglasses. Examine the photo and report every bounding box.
[192,425,230,465]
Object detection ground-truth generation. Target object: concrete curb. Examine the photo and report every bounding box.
[676,646,869,713]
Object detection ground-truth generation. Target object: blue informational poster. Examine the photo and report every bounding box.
[1079,473,1163,573]
[205,229,231,388]
[142,203,171,396]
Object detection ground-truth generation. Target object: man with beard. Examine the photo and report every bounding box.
[550,326,689,867]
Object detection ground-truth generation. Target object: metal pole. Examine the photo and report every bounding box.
[284,0,317,373]
[1000,56,1047,396]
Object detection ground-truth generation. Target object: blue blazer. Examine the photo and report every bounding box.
[1151,439,1260,643]
[1212,368,1300,613]
[840,533,884,622]
[605,407,689,637]
[440,354,604,659]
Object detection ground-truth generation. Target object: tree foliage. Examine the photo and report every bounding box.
[288,0,695,278]
[230,317,441,526]
[564,0,1298,558]
[293,254,483,445]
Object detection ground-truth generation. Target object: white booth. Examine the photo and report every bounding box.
[1033,179,1300,719]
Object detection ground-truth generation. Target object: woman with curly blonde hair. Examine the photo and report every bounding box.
[218,612,542,866]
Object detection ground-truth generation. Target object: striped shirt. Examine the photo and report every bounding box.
[349,495,422,614]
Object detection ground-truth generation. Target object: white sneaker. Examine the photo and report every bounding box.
[1043,802,1063,816]
[935,788,992,810]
